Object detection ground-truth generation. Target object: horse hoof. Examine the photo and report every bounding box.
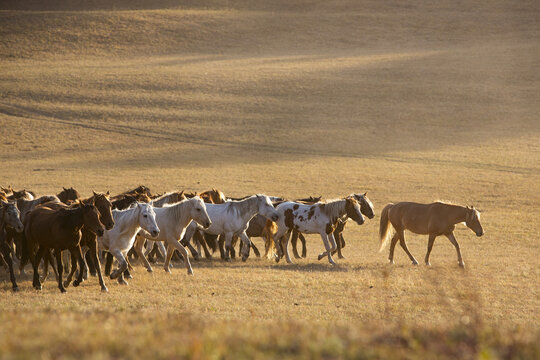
[101,286,109,293]
[224,258,231,262]
[412,261,418,266]
[242,256,248,262]
[73,280,80,287]
[59,288,67,293]
[425,262,431,266]
[317,254,324,261]
[147,268,153,273]
[338,255,345,259]
[458,262,465,268]
[63,280,70,288]
[90,272,97,277]
[118,279,128,285]
[187,269,194,276]
[125,274,133,279]
[164,269,171,274]
[12,286,19,292]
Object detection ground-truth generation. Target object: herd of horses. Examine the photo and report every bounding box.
[0,184,484,293]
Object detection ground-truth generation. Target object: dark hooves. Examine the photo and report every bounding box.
[12,286,19,292]
[73,280,80,287]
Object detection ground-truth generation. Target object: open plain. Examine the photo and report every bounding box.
[0,1,539,358]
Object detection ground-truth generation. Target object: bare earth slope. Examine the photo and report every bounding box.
[0,0,539,358]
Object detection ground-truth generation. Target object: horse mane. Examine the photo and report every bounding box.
[320,198,346,218]
[58,206,84,229]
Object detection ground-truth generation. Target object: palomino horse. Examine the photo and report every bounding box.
[181,194,279,262]
[133,196,211,275]
[379,202,484,267]
[24,201,105,292]
[0,201,24,291]
[273,197,365,265]
[97,202,160,285]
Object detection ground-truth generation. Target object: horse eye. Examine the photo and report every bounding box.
[197,208,201,212]
[143,214,148,218]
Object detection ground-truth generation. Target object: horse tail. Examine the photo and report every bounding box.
[379,203,394,252]
[263,219,277,259]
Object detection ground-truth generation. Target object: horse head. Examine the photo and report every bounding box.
[465,206,484,237]
[81,203,105,237]
[1,201,23,233]
[345,196,364,225]
[257,194,279,222]
[138,202,160,238]
[190,196,211,228]
[353,192,375,219]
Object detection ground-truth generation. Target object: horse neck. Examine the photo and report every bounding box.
[171,200,193,228]
[446,204,468,224]
[237,196,260,221]
[114,206,141,237]
[323,199,347,220]
[64,207,85,232]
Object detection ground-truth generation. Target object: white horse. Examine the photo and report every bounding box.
[133,196,211,275]
[182,194,279,261]
[97,202,160,286]
[273,197,365,265]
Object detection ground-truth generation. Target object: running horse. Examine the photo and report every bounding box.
[379,201,484,267]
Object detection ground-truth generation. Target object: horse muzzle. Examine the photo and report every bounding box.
[96,228,105,237]
[15,224,24,233]
[476,231,484,237]
[203,221,211,229]
[106,222,115,230]
[151,230,160,238]
[271,214,279,222]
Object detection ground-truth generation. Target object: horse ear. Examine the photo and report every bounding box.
[106,191,110,196]
[63,187,68,191]
[93,190,97,196]
[363,192,367,196]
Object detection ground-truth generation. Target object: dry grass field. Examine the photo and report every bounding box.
[1,0,539,358]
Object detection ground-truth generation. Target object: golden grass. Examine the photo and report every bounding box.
[0,0,539,358]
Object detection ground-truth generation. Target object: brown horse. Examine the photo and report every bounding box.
[0,201,24,291]
[110,185,152,201]
[24,201,105,292]
[61,192,115,292]
[379,202,484,267]
[57,187,80,204]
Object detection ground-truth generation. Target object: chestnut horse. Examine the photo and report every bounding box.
[379,202,484,267]
[23,201,105,292]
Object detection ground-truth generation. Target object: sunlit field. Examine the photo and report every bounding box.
[1,1,539,358]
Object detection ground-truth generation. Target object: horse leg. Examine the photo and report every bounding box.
[290,230,302,259]
[109,248,128,281]
[0,241,19,291]
[163,245,175,273]
[82,239,108,292]
[239,232,252,262]
[167,237,193,275]
[123,251,133,279]
[446,232,465,267]
[272,228,287,261]
[298,233,307,258]
[195,232,212,258]
[31,247,45,290]
[218,234,226,259]
[425,234,436,266]
[223,233,233,262]
[251,241,261,258]
[63,250,79,288]
[318,232,337,261]
[318,233,335,265]
[55,250,67,293]
[397,231,418,265]
[85,249,97,277]
[104,251,114,276]
[282,230,294,264]
[388,234,399,264]
[134,236,153,272]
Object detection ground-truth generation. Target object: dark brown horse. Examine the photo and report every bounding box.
[24,201,105,292]
[62,192,115,292]
[379,202,484,267]
[57,187,81,204]
[0,201,24,291]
